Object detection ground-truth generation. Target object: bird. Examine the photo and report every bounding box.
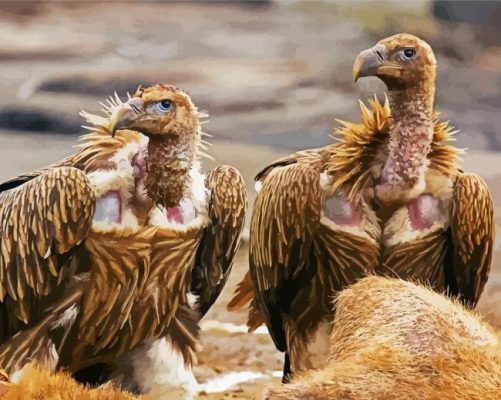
[228,33,494,380]
[265,276,501,400]
[0,84,247,398]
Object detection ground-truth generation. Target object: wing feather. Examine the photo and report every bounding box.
[448,173,494,306]
[249,158,323,352]
[0,167,95,326]
[192,165,247,317]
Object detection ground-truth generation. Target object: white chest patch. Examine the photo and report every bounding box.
[167,199,197,225]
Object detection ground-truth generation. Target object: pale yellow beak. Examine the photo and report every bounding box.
[108,98,144,137]
[352,44,387,82]
[352,53,364,82]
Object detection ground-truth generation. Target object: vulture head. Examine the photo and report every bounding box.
[352,33,436,90]
[89,83,206,208]
[107,84,201,138]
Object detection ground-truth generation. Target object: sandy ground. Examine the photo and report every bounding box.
[0,1,501,399]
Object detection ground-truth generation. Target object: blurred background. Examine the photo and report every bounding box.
[0,1,500,398]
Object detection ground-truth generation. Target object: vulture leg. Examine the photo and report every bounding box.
[282,352,292,384]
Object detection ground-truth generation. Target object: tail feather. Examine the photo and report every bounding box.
[227,272,266,332]
[247,298,266,332]
[227,271,254,311]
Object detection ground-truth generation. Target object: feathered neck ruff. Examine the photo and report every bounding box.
[326,96,461,203]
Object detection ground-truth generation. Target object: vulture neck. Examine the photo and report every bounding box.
[145,134,198,209]
[379,80,435,203]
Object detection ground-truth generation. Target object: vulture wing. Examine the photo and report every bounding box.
[447,173,494,306]
[249,156,323,352]
[0,167,95,334]
[192,166,247,317]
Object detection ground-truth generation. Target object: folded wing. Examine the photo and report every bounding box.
[447,173,494,306]
[249,155,324,352]
[192,165,247,317]
[0,167,95,326]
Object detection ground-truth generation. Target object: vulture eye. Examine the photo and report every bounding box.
[156,99,173,113]
[402,48,416,59]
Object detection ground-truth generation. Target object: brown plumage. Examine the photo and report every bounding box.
[229,33,494,378]
[0,84,247,396]
[265,276,501,400]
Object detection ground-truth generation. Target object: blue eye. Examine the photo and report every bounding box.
[402,48,415,59]
[156,99,173,113]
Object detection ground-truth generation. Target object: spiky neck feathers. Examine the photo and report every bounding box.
[377,81,436,204]
[326,95,460,205]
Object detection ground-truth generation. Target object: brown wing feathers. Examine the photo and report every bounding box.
[0,286,83,374]
[193,165,247,317]
[249,157,323,351]
[448,173,494,306]
[0,167,95,327]
[67,225,204,369]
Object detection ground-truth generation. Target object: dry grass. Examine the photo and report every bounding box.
[266,276,501,400]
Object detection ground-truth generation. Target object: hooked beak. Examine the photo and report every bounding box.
[352,44,387,82]
[108,97,144,137]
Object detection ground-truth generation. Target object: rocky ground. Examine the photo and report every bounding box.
[0,1,501,399]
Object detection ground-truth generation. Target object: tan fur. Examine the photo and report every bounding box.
[0,365,142,399]
[266,276,501,400]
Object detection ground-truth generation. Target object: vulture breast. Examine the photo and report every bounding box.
[62,136,209,370]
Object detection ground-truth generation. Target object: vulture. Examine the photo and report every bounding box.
[228,33,494,380]
[0,84,247,397]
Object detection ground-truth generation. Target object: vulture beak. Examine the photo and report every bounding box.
[352,44,387,82]
[108,98,144,137]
